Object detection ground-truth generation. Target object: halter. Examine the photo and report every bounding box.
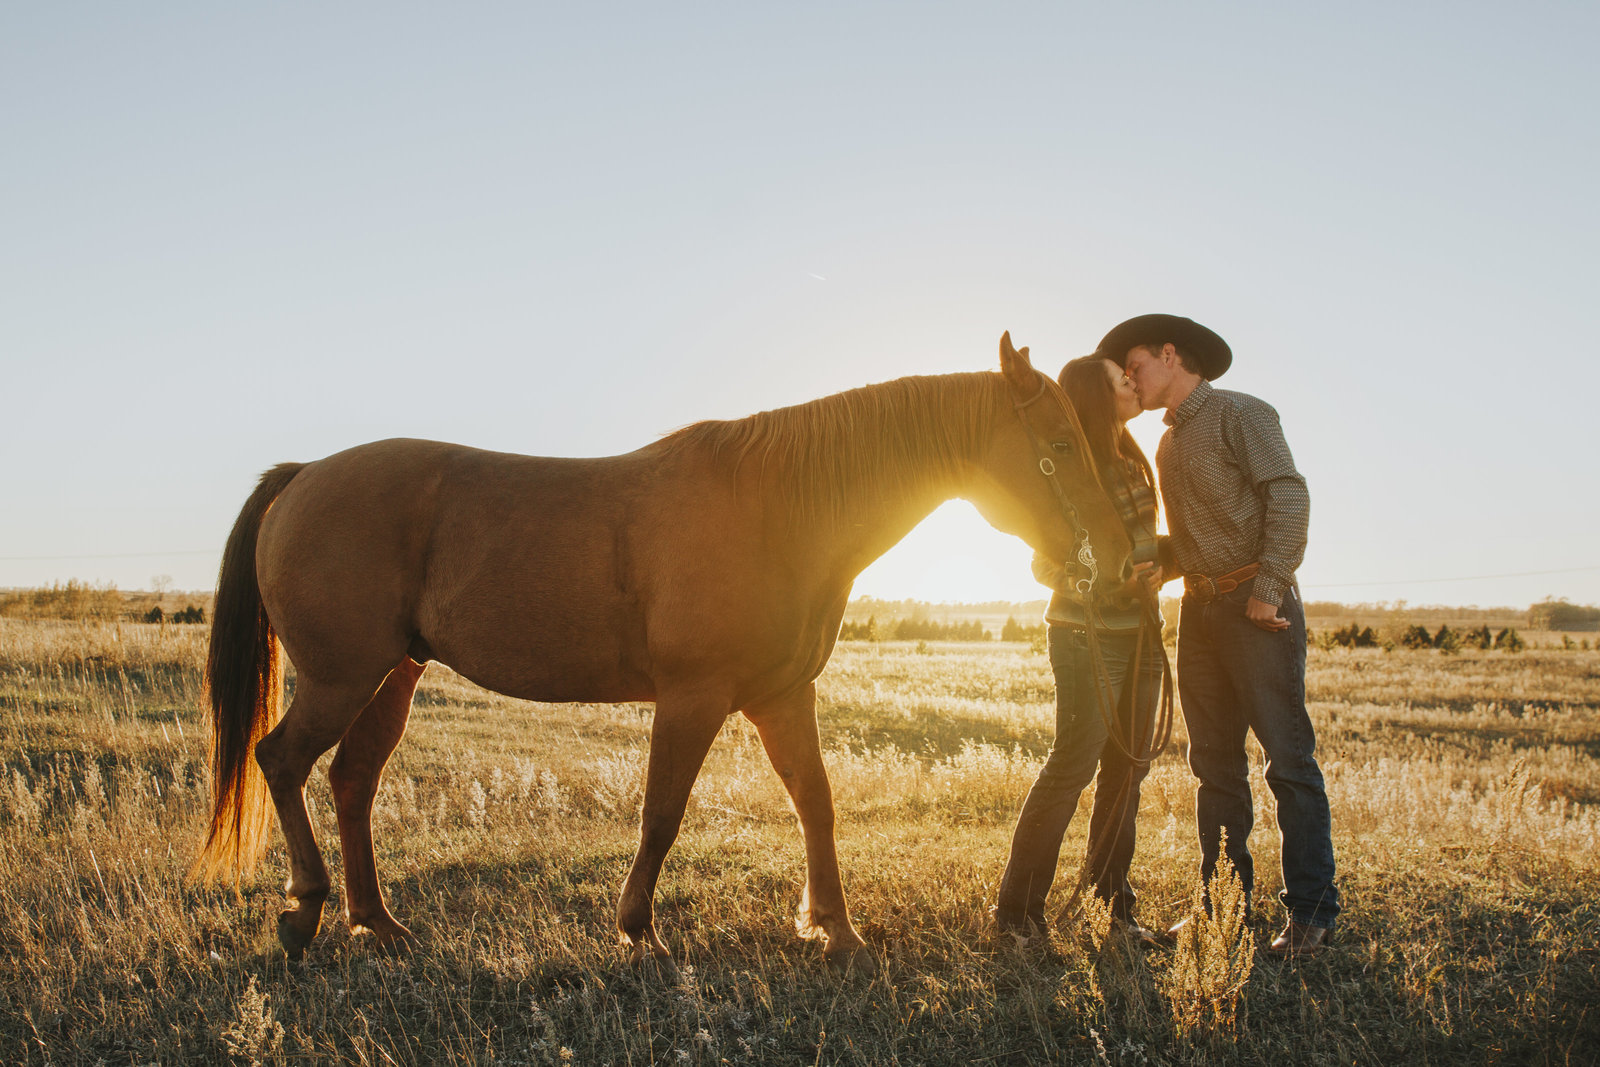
[1012,376,1100,596]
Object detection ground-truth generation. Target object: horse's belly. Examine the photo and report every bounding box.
[445,654,655,705]
[422,605,654,705]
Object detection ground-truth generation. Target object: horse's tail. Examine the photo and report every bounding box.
[190,462,307,886]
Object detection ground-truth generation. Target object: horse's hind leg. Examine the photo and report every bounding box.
[745,683,874,975]
[616,687,730,967]
[328,657,424,952]
[254,675,383,958]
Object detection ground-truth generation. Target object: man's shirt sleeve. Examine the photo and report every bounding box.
[1224,399,1309,607]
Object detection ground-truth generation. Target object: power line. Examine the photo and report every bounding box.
[1303,564,1600,589]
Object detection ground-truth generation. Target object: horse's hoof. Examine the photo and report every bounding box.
[355,920,419,956]
[825,942,877,978]
[276,911,319,960]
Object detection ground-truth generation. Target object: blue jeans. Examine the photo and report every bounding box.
[998,625,1163,927]
[1178,579,1339,929]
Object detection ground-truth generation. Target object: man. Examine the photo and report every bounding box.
[1099,313,1339,957]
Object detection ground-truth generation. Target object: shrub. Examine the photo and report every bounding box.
[1399,625,1433,650]
[1434,625,1460,654]
[838,615,988,642]
[1330,623,1379,649]
[1494,627,1526,653]
[838,616,882,641]
[1000,615,1045,645]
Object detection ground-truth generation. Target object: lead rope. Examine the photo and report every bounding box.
[1052,593,1173,933]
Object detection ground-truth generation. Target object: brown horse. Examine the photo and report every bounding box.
[193,333,1131,973]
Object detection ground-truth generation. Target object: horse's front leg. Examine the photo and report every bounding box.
[616,687,729,969]
[745,683,875,975]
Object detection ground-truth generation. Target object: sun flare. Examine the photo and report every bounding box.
[851,501,1042,605]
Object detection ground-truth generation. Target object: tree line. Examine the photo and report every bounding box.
[1316,622,1550,653]
[837,616,992,642]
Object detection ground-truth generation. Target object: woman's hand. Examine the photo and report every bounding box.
[1113,561,1163,600]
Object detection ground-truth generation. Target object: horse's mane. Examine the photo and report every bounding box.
[660,371,1010,528]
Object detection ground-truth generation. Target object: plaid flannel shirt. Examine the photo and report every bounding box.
[1155,380,1308,607]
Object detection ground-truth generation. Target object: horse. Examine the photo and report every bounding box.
[192,333,1132,974]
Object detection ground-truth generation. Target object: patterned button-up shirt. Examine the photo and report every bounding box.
[1156,379,1308,607]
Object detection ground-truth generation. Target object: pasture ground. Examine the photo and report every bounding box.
[1,616,1597,1065]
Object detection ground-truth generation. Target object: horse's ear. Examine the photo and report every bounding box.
[999,331,1036,393]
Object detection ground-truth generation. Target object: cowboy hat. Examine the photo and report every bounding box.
[1096,314,1232,380]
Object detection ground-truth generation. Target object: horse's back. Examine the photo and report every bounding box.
[256,438,754,702]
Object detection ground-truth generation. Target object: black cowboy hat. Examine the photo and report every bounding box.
[1095,314,1232,380]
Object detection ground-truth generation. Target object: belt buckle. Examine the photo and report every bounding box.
[1188,574,1218,603]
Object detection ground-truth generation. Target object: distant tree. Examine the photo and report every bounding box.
[1494,627,1525,653]
[1462,625,1493,651]
[1330,623,1379,649]
[1528,597,1600,631]
[1399,625,1433,650]
[957,620,990,641]
[143,606,165,624]
[1001,616,1026,642]
[1435,625,1461,655]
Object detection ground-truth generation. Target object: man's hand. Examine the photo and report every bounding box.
[1246,596,1290,632]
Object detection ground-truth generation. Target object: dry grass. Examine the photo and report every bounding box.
[1,617,1597,1064]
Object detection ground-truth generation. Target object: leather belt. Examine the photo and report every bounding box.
[1184,562,1261,602]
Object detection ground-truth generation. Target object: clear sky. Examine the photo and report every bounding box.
[3,3,1596,608]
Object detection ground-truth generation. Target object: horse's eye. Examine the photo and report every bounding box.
[1050,441,1075,455]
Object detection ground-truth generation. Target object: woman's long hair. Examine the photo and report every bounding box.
[1057,355,1156,491]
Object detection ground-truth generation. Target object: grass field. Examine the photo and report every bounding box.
[1,615,1597,1065]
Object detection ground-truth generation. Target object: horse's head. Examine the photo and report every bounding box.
[967,332,1134,596]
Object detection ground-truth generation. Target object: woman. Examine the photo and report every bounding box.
[995,354,1167,946]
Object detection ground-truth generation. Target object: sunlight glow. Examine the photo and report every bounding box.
[851,412,1172,606]
[850,501,1040,604]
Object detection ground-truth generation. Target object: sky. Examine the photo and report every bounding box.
[3,2,1596,609]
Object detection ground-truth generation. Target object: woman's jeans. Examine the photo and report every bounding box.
[998,625,1163,929]
[1178,580,1340,929]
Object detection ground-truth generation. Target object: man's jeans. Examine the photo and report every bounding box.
[1178,579,1340,929]
[998,625,1163,929]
